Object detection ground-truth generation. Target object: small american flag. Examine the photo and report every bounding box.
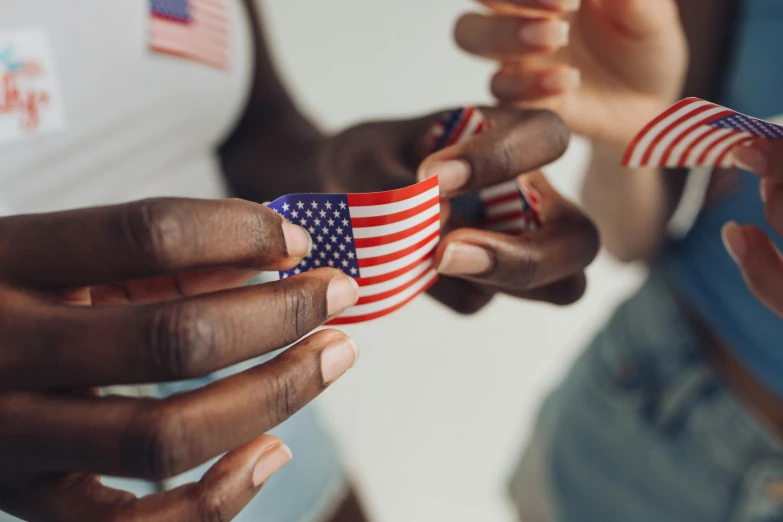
[269,176,440,325]
[149,0,230,70]
[428,107,542,233]
[623,97,783,169]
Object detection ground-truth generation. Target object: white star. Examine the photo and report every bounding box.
[316,235,324,243]
[300,259,307,266]
[325,244,332,251]
[341,219,349,226]
[336,227,344,234]
[333,210,340,218]
[282,203,290,212]
[333,252,340,259]
[294,268,301,274]
[314,218,321,226]
[282,273,289,278]
[322,227,329,234]
[309,227,316,234]
[311,201,318,208]
[350,267,357,275]
[320,252,326,259]
[344,235,352,243]
[341,260,349,267]
[339,244,346,251]
[339,202,347,210]
[314,259,321,266]
[328,260,335,266]
[347,252,355,259]
[291,210,299,218]
[299,219,307,226]
[325,201,332,210]
[328,219,335,226]
[306,210,313,217]
[296,201,304,209]
[319,210,327,218]
[330,235,338,243]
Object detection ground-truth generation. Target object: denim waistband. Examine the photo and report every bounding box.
[595,269,783,475]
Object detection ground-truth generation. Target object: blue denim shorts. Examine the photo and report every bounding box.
[509,271,783,522]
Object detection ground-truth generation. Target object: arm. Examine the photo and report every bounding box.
[218,0,325,202]
[581,0,739,262]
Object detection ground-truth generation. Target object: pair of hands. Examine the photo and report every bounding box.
[0,105,598,520]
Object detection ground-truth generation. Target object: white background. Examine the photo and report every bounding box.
[264,2,645,521]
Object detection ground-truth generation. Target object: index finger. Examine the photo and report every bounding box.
[0,198,312,289]
[417,107,570,197]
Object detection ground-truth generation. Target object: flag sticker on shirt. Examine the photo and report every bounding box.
[149,0,230,70]
[268,176,441,325]
[0,29,66,145]
[427,107,543,233]
[623,97,783,169]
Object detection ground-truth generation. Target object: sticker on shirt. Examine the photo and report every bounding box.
[149,0,231,70]
[0,29,66,145]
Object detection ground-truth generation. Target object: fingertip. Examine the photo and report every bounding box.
[721,221,746,264]
[252,441,293,487]
[282,221,313,259]
[540,67,581,94]
[321,334,359,385]
[732,138,769,176]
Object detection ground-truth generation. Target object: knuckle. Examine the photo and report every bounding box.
[263,362,303,426]
[125,408,193,480]
[197,490,232,522]
[551,277,588,306]
[145,303,222,379]
[277,278,322,340]
[530,110,570,158]
[122,199,190,270]
[507,241,539,290]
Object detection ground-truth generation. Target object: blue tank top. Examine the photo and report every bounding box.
[664,0,783,394]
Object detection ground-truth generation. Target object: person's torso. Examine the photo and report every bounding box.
[665,0,783,395]
[0,0,255,215]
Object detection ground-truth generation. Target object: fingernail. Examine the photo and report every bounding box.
[437,242,494,276]
[540,68,581,94]
[537,0,581,11]
[326,274,360,317]
[519,20,570,49]
[252,443,292,487]
[733,141,769,176]
[419,160,471,195]
[282,222,312,258]
[321,336,359,384]
[722,221,747,264]
[761,179,771,203]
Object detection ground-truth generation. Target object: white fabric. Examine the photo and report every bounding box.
[0,0,254,214]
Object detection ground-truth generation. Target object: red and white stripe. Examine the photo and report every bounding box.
[328,175,440,325]
[479,180,529,234]
[623,98,753,169]
[430,107,489,150]
[150,0,230,70]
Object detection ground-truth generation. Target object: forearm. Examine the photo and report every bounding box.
[218,0,326,203]
[581,145,681,262]
[219,101,326,203]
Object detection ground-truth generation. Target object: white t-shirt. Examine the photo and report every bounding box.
[0,0,254,215]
